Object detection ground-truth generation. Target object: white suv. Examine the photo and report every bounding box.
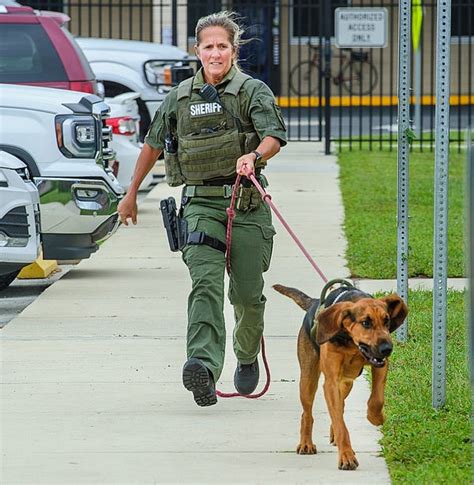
[0,84,124,261]
[0,150,41,290]
[76,37,195,140]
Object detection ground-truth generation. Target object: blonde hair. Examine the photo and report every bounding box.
[195,11,246,65]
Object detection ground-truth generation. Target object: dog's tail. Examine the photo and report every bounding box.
[272,284,313,311]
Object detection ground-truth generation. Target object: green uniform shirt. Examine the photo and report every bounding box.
[145,66,287,151]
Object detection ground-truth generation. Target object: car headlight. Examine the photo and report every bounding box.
[55,115,99,158]
[144,60,169,86]
[0,169,8,187]
[15,166,31,181]
[0,231,28,248]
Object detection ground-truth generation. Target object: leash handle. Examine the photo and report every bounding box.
[248,173,329,284]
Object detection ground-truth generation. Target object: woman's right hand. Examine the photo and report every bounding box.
[118,193,138,226]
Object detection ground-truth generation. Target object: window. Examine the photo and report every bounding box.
[22,1,64,12]
[0,24,67,83]
[451,2,473,38]
[292,0,348,40]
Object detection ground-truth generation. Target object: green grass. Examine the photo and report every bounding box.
[380,290,471,484]
[338,150,466,278]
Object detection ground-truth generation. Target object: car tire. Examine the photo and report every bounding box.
[0,270,21,291]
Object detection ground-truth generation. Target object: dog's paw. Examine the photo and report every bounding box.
[367,410,385,426]
[297,442,317,455]
[338,450,359,470]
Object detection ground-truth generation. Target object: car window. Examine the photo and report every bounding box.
[61,27,95,80]
[0,23,67,82]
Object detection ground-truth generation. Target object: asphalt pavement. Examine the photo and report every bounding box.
[2,142,393,484]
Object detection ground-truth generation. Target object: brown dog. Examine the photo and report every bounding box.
[273,282,408,470]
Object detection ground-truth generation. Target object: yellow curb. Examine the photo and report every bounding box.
[276,94,474,108]
[17,250,58,279]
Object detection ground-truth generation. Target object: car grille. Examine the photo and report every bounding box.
[0,206,30,238]
[101,114,115,168]
[34,204,41,234]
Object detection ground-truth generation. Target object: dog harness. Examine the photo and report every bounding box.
[307,279,356,347]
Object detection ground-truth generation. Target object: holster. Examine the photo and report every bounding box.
[159,197,187,252]
[159,196,226,253]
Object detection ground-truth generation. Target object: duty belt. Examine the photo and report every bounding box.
[183,185,234,198]
[183,175,268,199]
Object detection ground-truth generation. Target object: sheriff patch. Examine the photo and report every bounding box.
[190,102,223,117]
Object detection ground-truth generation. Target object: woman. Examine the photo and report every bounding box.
[118,11,287,407]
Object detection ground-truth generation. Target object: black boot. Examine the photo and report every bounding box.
[234,359,259,395]
[182,358,217,407]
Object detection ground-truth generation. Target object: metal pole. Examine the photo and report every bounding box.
[171,0,178,46]
[468,129,474,389]
[432,0,452,410]
[396,0,411,343]
[324,0,331,155]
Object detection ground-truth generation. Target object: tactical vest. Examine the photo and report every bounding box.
[164,70,261,186]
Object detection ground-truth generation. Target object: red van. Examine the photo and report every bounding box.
[0,5,98,94]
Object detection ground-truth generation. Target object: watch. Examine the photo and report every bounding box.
[251,150,263,165]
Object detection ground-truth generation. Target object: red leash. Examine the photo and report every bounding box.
[218,172,270,399]
[217,168,327,399]
[247,173,328,284]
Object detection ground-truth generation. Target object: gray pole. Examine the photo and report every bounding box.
[468,130,474,389]
[432,0,452,409]
[396,0,411,342]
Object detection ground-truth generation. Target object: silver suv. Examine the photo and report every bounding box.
[0,150,41,290]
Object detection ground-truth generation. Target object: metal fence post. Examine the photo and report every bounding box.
[171,0,178,46]
[432,0,452,410]
[396,0,411,343]
[468,129,474,389]
[324,0,332,155]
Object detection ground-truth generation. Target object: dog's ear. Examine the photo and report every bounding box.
[381,294,408,332]
[316,302,353,345]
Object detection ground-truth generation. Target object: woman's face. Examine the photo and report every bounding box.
[195,26,235,85]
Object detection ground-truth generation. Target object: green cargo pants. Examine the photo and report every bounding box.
[181,195,275,382]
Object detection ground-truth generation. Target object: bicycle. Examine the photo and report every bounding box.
[289,43,378,96]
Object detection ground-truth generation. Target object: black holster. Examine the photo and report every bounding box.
[159,197,187,252]
[160,197,226,254]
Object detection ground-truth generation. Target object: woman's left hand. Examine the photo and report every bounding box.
[236,154,255,177]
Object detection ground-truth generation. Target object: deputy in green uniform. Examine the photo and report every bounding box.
[118,11,287,407]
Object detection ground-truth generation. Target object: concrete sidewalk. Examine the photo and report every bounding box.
[1,142,391,484]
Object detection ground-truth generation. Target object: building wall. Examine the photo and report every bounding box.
[278,0,472,98]
[65,0,472,98]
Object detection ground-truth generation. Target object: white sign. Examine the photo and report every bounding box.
[335,8,388,48]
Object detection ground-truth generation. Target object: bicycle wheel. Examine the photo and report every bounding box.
[289,61,319,96]
[341,60,378,95]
